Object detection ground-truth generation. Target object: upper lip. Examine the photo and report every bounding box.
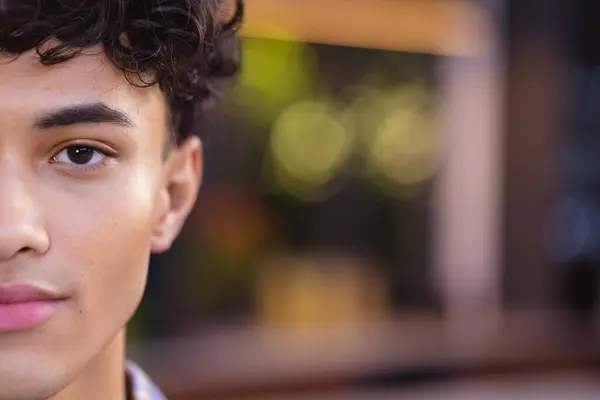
[0,283,64,304]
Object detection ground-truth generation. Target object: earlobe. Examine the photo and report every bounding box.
[150,212,175,254]
[150,136,202,253]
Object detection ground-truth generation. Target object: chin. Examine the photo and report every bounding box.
[0,385,63,400]
[0,349,74,400]
[0,376,67,400]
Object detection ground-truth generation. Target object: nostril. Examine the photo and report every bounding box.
[17,247,34,255]
[0,224,50,261]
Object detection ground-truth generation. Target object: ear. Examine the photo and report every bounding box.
[150,136,202,253]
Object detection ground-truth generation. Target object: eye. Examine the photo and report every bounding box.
[52,145,108,167]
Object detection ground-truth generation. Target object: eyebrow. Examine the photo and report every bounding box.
[35,102,135,129]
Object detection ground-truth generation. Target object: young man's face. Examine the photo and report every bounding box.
[0,47,201,398]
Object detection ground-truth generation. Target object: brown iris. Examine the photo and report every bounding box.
[66,146,95,165]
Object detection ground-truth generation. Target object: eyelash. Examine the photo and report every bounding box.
[50,142,117,173]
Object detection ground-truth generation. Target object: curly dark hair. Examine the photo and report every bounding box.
[0,0,244,141]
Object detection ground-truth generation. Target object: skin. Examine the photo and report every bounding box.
[0,46,202,400]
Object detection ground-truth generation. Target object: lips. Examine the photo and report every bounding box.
[0,283,65,332]
[0,283,63,304]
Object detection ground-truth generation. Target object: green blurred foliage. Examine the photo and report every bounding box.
[235,36,318,127]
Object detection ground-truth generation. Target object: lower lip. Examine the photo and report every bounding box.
[0,301,62,332]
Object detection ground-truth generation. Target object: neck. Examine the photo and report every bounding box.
[51,329,127,400]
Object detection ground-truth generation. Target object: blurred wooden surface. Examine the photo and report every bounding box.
[240,0,492,56]
[242,372,600,400]
[129,311,600,399]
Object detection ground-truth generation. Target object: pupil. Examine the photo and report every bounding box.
[67,147,94,165]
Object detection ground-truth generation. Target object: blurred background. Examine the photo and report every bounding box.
[128,0,600,398]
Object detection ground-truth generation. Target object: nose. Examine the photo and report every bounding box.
[0,163,49,262]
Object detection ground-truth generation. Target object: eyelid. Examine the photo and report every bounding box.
[49,141,119,175]
[50,140,118,159]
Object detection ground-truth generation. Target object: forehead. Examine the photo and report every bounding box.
[0,47,166,126]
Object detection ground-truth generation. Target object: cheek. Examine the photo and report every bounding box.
[46,169,163,333]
